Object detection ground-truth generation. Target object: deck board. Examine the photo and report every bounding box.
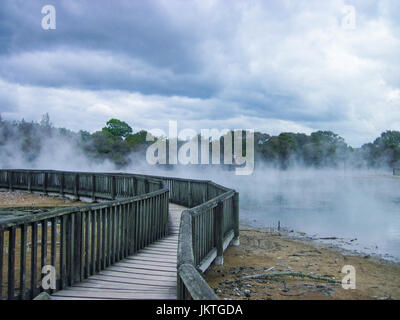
[50,203,185,300]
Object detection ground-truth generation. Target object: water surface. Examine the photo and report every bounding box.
[234,170,400,262]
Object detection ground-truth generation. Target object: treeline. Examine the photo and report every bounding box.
[1,114,400,170]
[0,115,152,167]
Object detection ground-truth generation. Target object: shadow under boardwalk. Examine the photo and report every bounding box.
[50,203,186,300]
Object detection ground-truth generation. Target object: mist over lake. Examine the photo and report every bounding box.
[225,169,400,262]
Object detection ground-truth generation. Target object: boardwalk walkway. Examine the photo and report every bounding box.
[50,203,186,300]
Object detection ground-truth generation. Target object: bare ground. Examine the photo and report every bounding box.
[0,191,84,207]
[204,227,400,300]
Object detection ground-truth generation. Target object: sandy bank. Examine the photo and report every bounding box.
[0,191,85,208]
[204,226,400,300]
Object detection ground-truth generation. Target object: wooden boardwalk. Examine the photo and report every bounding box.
[50,203,185,300]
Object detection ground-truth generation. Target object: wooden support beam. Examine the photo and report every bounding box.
[233,192,240,246]
[214,201,224,266]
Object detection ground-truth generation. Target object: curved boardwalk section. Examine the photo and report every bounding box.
[50,204,185,300]
[0,170,239,300]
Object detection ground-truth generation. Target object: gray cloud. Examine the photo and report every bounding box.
[1,0,400,147]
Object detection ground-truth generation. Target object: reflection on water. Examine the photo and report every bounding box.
[237,171,400,262]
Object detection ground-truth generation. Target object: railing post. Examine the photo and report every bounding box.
[8,170,13,191]
[133,177,138,196]
[233,192,240,246]
[43,172,48,194]
[144,179,149,193]
[27,172,32,193]
[60,172,64,197]
[0,229,3,299]
[74,174,79,200]
[74,212,82,283]
[177,210,195,299]
[215,201,224,265]
[188,181,192,208]
[8,226,16,300]
[91,174,96,202]
[111,176,116,200]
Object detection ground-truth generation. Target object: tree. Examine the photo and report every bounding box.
[376,131,400,148]
[102,119,132,139]
[40,113,52,129]
[126,130,150,150]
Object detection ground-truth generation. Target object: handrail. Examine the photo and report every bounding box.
[173,179,239,300]
[0,169,240,300]
[0,169,169,300]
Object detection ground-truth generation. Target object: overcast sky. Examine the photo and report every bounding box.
[0,0,399,147]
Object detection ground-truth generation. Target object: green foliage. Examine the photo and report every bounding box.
[255,130,350,168]
[126,130,150,150]
[375,131,400,148]
[1,115,400,170]
[102,118,133,138]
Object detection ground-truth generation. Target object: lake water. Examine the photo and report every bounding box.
[229,170,400,262]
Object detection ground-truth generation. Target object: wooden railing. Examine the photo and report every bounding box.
[170,179,239,300]
[0,169,239,300]
[126,174,240,300]
[0,169,169,300]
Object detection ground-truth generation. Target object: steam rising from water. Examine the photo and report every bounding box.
[1,136,399,261]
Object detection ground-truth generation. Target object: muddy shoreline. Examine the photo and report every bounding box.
[0,190,85,208]
[204,225,400,300]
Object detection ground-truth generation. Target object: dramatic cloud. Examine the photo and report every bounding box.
[0,0,400,146]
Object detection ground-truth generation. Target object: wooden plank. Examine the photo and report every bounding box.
[31,222,38,298]
[109,264,176,275]
[142,243,178,250]
[60,216,66,289]
[0,230,3,299]
[72,280,175,291]
[8,226,16,299]
[113,261,176,272]
[98,270,176,283]
[132,252,177,262]
[88,275,175,287]
[84,212,89,279]
[90,210,95,275]
[51,218,57,281]
[144,246,178,253]
[157,239,179,244]
[120,258,176,267]
[100,208,105,270]
[51,289,175,300]
[146,243,178,249]
[19,224,27,299]
[104,265,176,278]
[125,256,177,265]
[106,206,111,267]
[50,296,104,300]
[67,214,73,286]
[103,265,176,277]
[41,220,48,285]
[148,238,179,244]
[141,247,178,255]
[63,285,176,294]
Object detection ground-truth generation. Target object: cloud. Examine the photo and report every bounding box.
[0,0,400,147]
